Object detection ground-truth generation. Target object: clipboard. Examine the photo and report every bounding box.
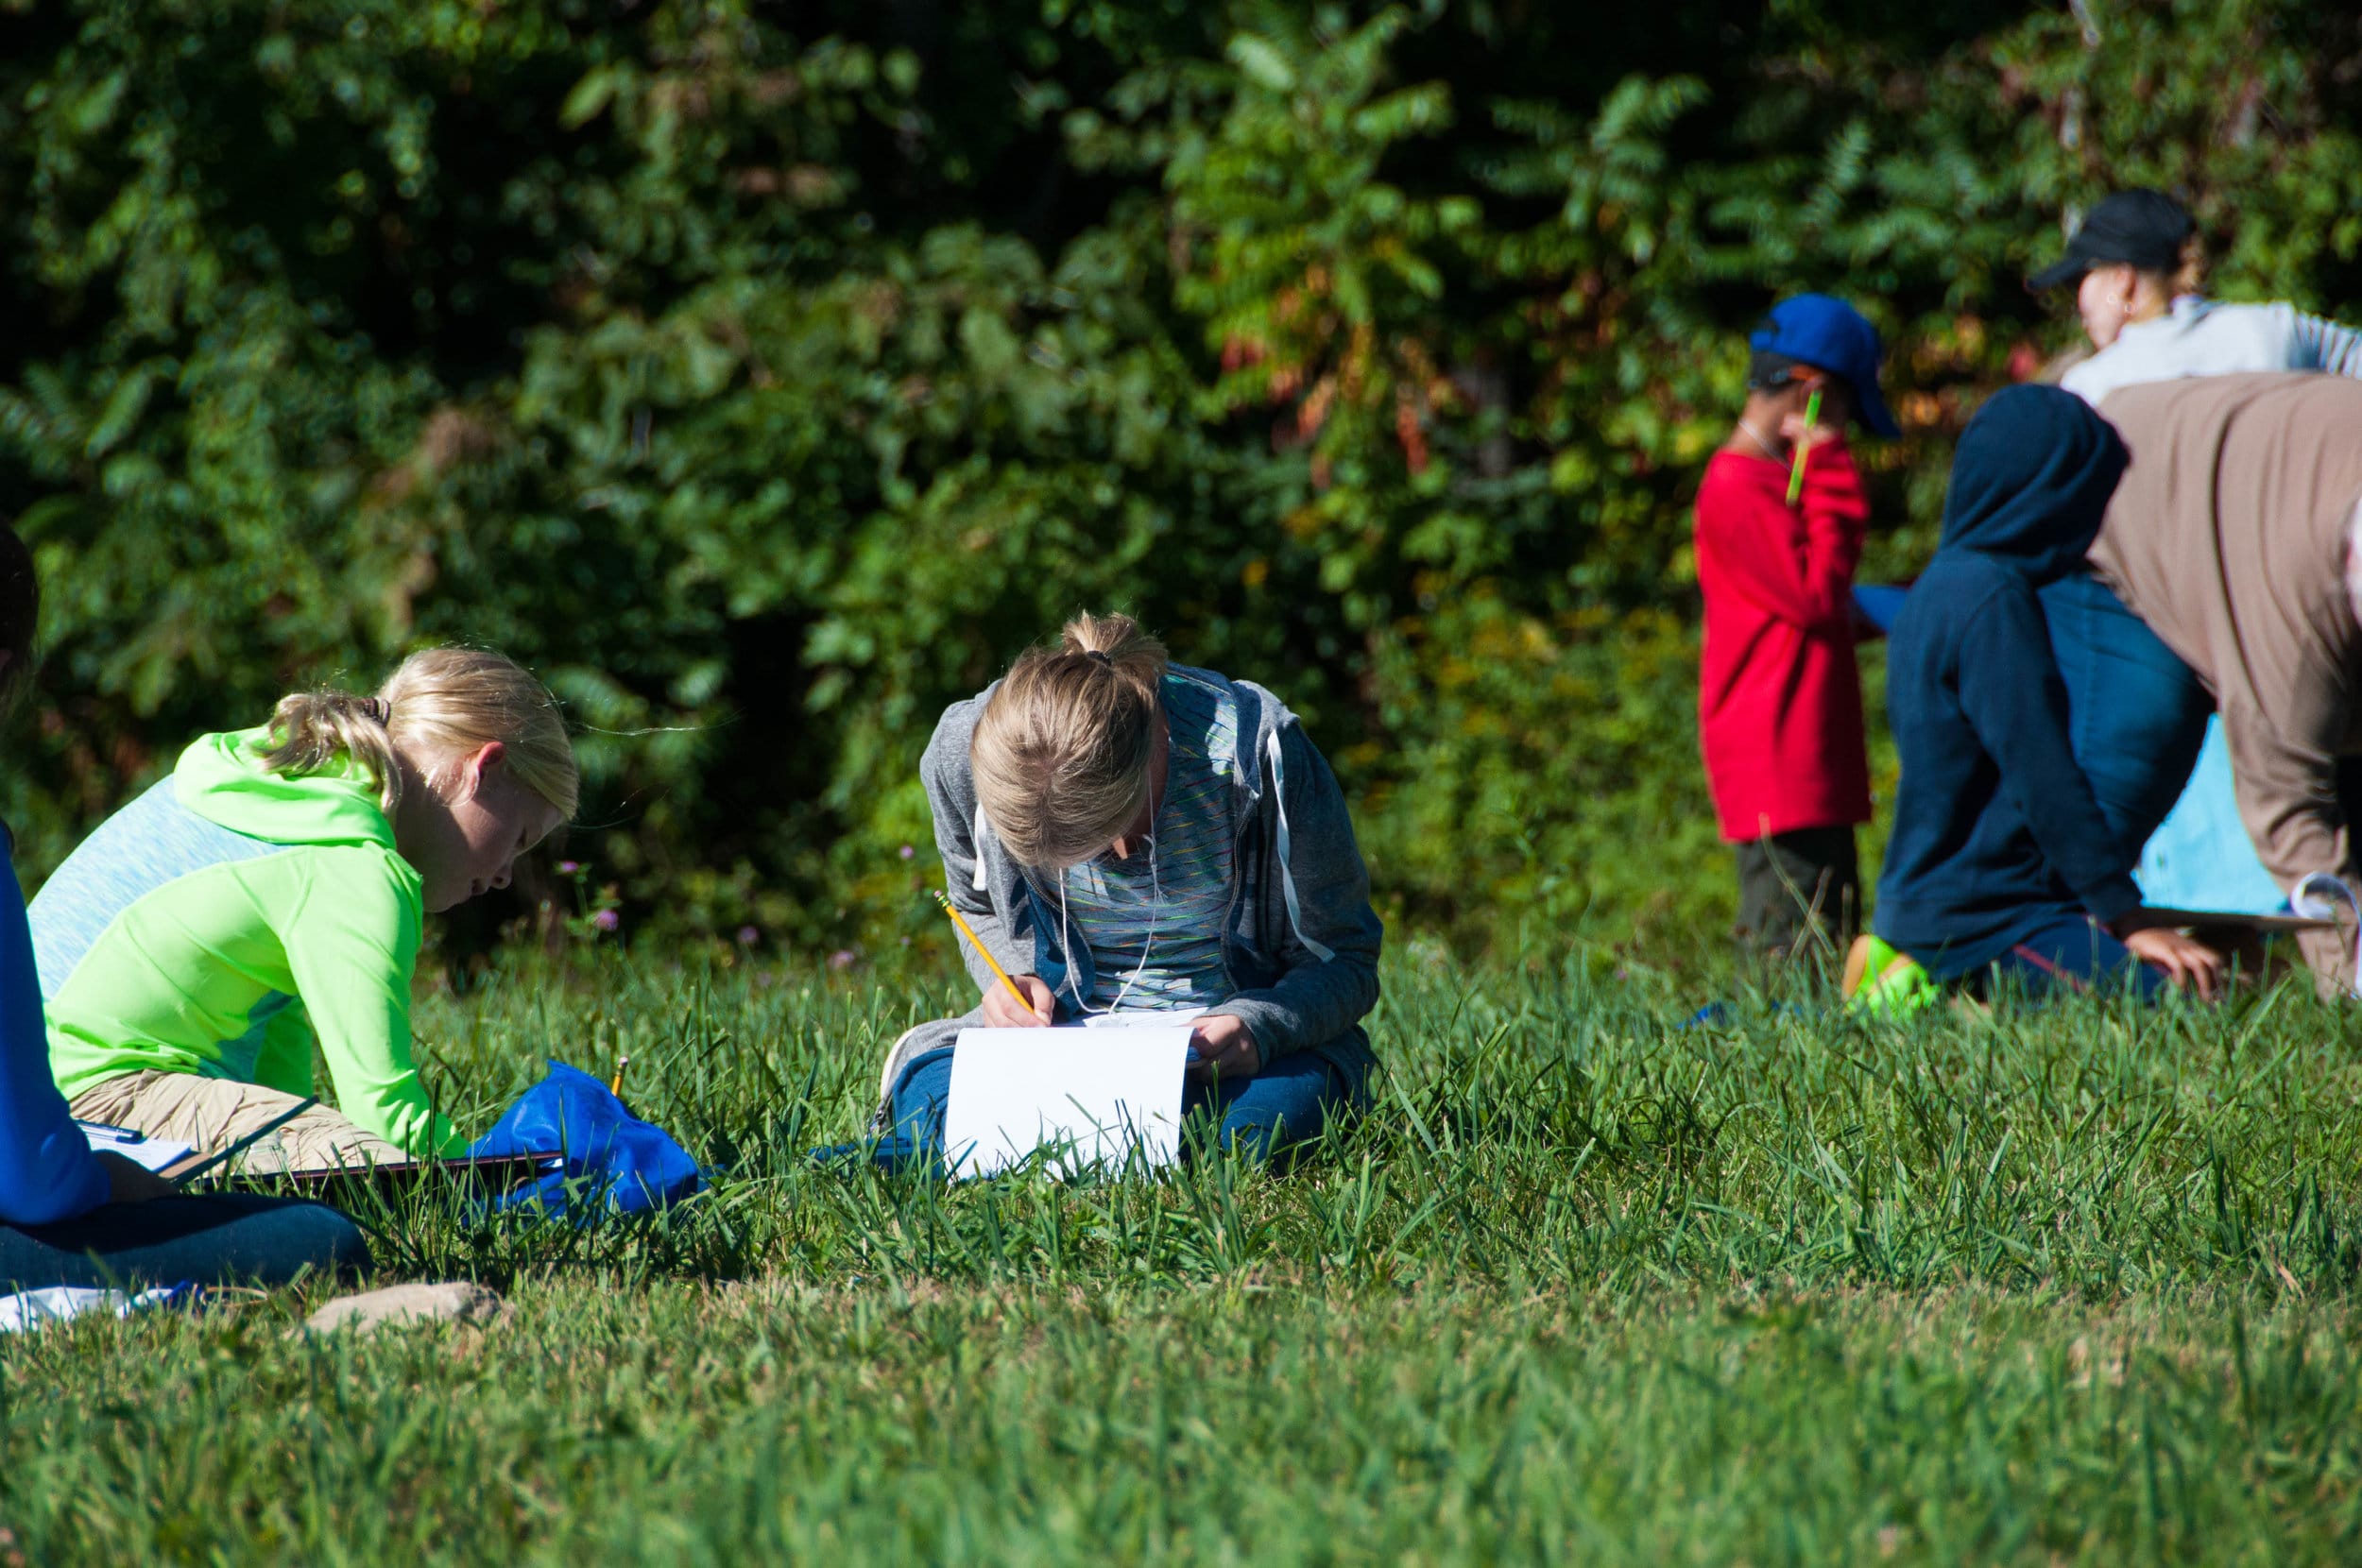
[155,1096,553,1197]
[232,1151,555,1199]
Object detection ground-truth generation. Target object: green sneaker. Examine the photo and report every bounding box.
[1843,934,1940,1018]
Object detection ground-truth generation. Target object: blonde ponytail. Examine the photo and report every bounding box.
[970,612,1171,868]
[262,690,403,807]
[260,647,578,818]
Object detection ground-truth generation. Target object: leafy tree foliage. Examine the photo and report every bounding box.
[4,0,2359,952]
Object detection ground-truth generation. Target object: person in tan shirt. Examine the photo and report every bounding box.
[2087,371,2362,991]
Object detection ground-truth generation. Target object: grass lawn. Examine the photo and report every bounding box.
[6,945,2362,1563]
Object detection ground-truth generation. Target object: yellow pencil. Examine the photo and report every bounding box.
[609,1055,631,1097]
[932,889,1041,1020]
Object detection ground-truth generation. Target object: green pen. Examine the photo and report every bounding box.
[1785,387,1822,505]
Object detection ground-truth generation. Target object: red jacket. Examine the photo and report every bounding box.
[1694,442,1873,841]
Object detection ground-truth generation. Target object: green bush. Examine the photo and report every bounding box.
[4,0,2358,952]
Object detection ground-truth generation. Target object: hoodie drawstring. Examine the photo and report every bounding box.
[1265,730,1335,963]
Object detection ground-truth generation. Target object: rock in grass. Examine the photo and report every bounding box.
[303,1282,510,1336]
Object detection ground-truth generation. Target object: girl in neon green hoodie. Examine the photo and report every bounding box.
[34,648,577,1172]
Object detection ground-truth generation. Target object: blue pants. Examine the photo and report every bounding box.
[1974,912,2170,1003]
[0,1194,371,1292]
[880,1045,1367,1172]
[2039,572,2214,861]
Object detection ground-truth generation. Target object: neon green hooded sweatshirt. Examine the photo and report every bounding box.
[32,728,464,1157]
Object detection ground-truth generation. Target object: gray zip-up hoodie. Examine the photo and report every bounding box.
[875,664,1383,1113]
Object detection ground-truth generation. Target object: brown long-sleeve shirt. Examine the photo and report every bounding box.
[2088,371,2362,988]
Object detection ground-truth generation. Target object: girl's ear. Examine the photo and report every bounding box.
[456,741,508,802]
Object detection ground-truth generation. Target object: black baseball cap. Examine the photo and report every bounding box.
[2028,189,2194,292]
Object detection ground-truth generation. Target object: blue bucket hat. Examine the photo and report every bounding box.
[1748,294,1899,439]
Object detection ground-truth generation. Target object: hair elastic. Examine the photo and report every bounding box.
[364,697,391,725]
[1084,649,1114,668]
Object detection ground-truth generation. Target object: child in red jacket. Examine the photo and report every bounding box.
[1695,294,1896,957]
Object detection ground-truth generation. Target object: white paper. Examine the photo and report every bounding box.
[0,1285,196,1334]
[945,1027,1190,1180]
[79,1121,195,1174]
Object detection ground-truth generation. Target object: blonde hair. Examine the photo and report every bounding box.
[970,612,1171,868]
[260,646,579,818]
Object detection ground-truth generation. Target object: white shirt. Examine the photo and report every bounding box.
[2062,296,2362,408]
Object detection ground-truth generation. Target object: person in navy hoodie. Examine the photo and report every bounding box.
[1871,385,2222,999]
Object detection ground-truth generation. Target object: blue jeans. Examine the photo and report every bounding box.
[0,1194,371,1292]
[878,1045,1367,1172]
[2039,572,2214,861]
[1973,913,2170,1003]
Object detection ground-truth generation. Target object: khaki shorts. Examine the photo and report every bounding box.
[68,1071,403,1176]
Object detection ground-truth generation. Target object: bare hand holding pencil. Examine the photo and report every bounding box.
[980,974,1056,1028]
[933,889,1050,1025]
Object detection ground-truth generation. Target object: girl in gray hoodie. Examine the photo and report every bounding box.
[873,613,1382,1163]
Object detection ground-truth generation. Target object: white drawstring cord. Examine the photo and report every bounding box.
[1059,827,1161,1015]
[1060,782,1164,1015]
[1265,729,1335,963]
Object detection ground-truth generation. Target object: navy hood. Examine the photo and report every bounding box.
[1938,384,2128,584]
